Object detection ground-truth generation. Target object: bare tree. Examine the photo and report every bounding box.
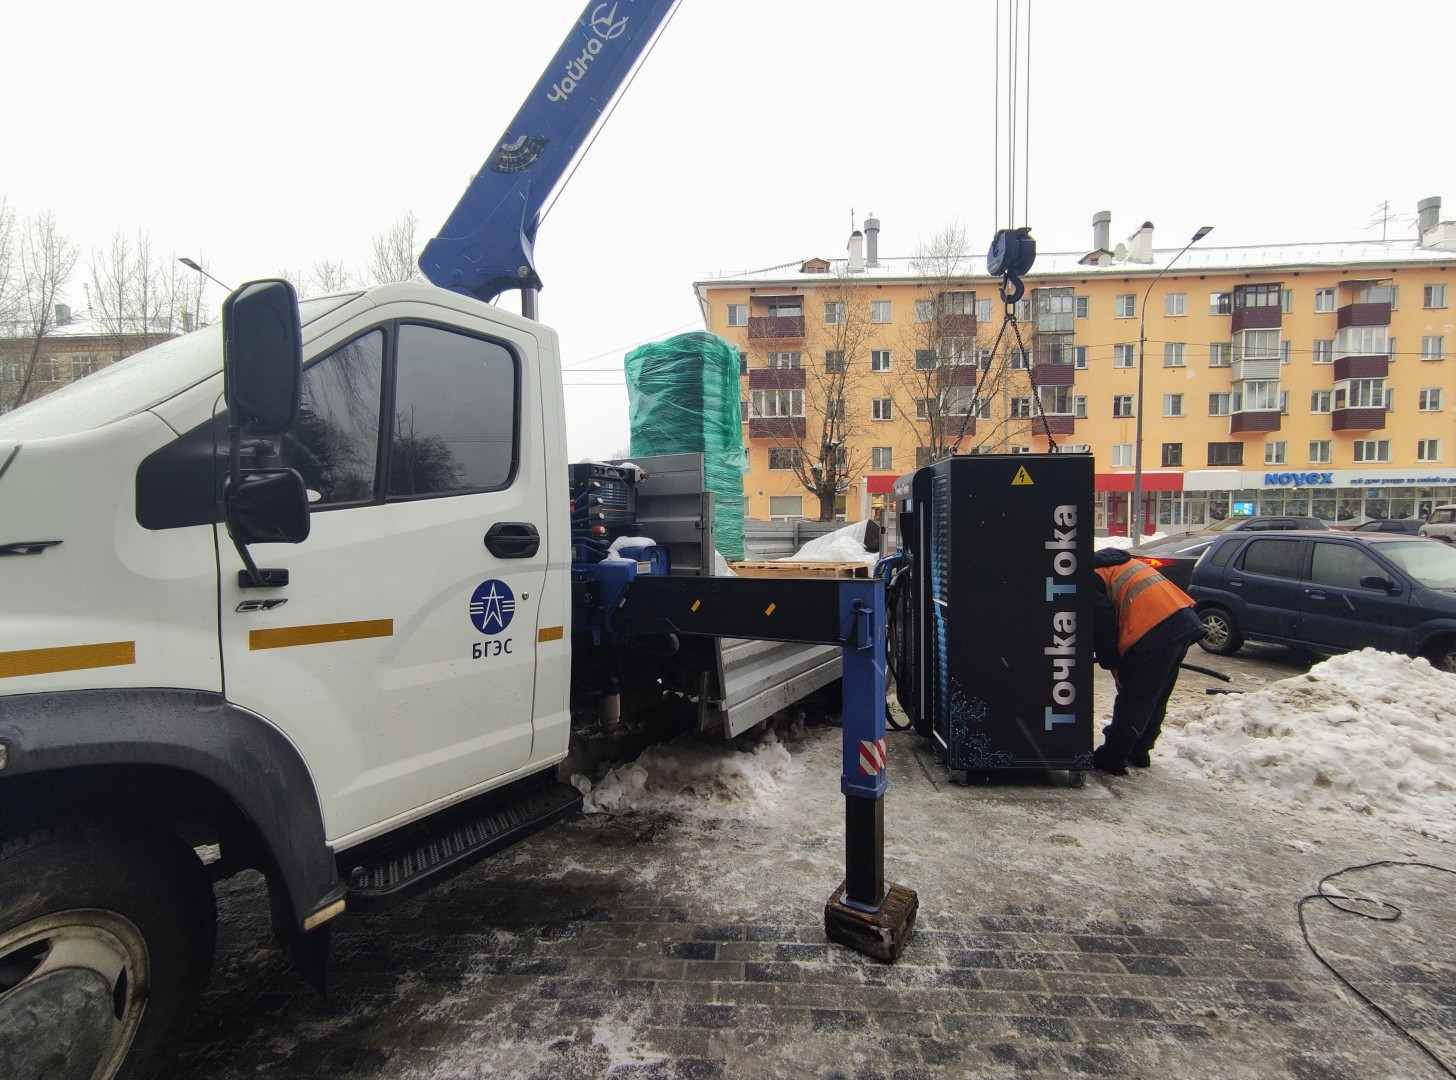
[0,195,18,333]
[310,259,355,295]
[745,273,876,520]
[368,211,421,284]
[161,254,209,334]
[890,222,1037,464]
[8,212,79,410]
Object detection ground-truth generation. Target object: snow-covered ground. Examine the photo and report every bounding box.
[575,649,1456,845]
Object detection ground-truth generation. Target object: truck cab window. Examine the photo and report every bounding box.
[281,330,384,506]
[387,324,518,498]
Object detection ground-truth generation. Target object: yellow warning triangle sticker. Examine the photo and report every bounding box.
[1011,465,1035,486]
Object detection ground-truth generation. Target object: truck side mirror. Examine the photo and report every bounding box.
[223,279,303,436]
[226,470,311,546]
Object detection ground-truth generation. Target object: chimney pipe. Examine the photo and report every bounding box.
[847,229,865,274]
[54,303,71,325]
[1127,221,1155,264]
[1418,196,1442,239]
[1092,211,1111,253]
[864,215,880,267]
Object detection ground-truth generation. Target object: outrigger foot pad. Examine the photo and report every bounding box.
[824,880,918,962]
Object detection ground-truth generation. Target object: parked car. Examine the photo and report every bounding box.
[1353,518,1425,535]
[1419,505,1456,543]
[1138,515,1329,549]
[1187,531,1456,670]
[1128,533,1216,590]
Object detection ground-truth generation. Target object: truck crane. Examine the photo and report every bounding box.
[0,4,915,1077]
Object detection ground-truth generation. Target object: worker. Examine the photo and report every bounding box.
[1090,548,1206,775]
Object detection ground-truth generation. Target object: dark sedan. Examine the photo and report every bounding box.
[1128,533,1216,591]
[1352,518,1425,535]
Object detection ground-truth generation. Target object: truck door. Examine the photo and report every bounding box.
[218,313,551,844]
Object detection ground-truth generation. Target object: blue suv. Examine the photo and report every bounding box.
[1187,531,1456,671]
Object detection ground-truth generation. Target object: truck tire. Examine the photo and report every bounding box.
[0,822,217,1080]
[1196,607,1243,656]
[1425,637,1456,674]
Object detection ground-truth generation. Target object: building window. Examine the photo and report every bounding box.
[738,351,748,375]
[1164,343,1186,368]
[1039,385,1072,415]
[1161,443,1182,467]
[1239,380,1280,411]
[914,300,935,323]
[1357,284,1396,307]
[1072,395,1087,419]
[1418,439,1442,463]
[1207,442,1243,466]
[1210,292,1231,315]
[1346,378,1385,408]
[976,298,994,321]
[1164,292,1187,317]
[872,397,893,421]
[824,350,846,373]
[914,348,937,370]
[1309,440,1332,464]
[1314,288,1336,313]
[1115,294,1136,318]
[1111,443,1133,467]
[1075,295,1089,319]
[768,448,800,470]
[1280,391,1289,415]
[824,301,844,325]
[1113,395,1134,417]
[939,291,975,316]
[1208,393,1232,416]
[870,349,892,372]
[1163,393,1183,417]
[1389,337,1397,360]
[1422,336,1446,361]
[1208,342,1232,367]
[1074,346,1088,369]
[1011,397,1033,419]
[1113,343,1135,368]
[942,337,976,366]
[750,389,804,417]
[1236,328,1280,360]
[870,300,892,324]
[1335,324,1388,359]
[768,495,803,520]
[1353,440,1391,464]
[947,387,979,416]
[1313,340,1333,364]
[825,398,846,420]
[1235,283,1281,309]
[1280,288,1293,313]
[871,446,894,470]
[1280,340,1291,364]
[1420,388,1443,411]
[915,398,932,421]
[1265,441,1287,466]
[727,304,747,326]
[1009,347,1032,370]
[740,399,748,421]
[1425,284,1449,309]
[767,351,801,369]
[70,355,98,378]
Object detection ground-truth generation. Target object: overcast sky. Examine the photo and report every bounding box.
[8,1,1451,458]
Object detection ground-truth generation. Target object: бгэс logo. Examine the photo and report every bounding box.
[469,579,516,635]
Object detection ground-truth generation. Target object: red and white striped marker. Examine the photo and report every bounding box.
[858,737,887,775]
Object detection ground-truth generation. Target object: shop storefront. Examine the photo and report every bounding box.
[1096,469,1456,535]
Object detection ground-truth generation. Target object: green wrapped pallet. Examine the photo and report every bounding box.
[625,332,748,562]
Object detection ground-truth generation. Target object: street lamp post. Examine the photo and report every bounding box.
[1130,225,1213,542]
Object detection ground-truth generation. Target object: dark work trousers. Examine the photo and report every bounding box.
[1101,640,1193,766]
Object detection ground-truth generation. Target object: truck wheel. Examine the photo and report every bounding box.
[0,823,217,1080]
[1197,607,1243,656]
[1425,638,1456,674]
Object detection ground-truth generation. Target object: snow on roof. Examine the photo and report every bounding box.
[696,238,1453,288]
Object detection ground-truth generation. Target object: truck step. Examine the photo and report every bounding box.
[343,779,582,911]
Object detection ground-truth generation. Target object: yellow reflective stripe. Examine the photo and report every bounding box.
[249,620,393,651]
[538,625,564,642]
[1121,574,1162,605]
[0,641,136,679]
[1106,562,1146,595]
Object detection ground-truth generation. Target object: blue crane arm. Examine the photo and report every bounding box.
[419,0,679,304]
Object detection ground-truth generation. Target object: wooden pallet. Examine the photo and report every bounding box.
[727,560,871,579]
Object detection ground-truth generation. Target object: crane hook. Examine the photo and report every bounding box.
[986,227,1036,307]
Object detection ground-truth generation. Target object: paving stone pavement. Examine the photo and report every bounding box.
[176,683,1456,1080]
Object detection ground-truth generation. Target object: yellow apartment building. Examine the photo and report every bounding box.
[695,200,1456,534]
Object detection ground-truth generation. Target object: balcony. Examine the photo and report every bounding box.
[747,315,804,340]
[943,365,977,387]
[747,368,805,390]
[748,417,807,441]
[1336,302,1392,329]
[1229,411,1281,434]
[1229,358,1280,382]
[1029,363,1076,387]
[1332,355,1389,381]
[1037,415,1076,436]
[1331,408,1386,432]
[1231,305,1281,333]
[940,313,976,336]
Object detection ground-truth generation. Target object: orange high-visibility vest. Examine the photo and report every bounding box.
[1094,560,1195,658]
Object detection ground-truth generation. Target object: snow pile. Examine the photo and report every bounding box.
[1163,649,1456,842]
[573,729,796,816]
[1097,531,1166,550]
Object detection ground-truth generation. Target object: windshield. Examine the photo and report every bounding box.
[1206,517,1243,532]
[1381,540,1456,589]
[0,292,361,441]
